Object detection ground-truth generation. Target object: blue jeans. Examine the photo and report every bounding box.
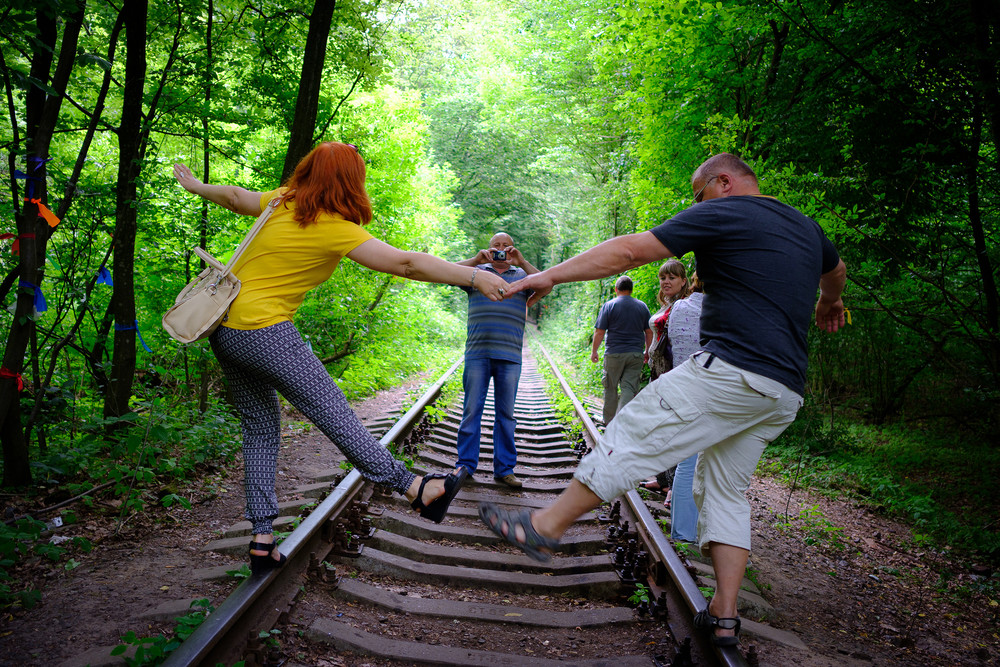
[670,454,699,542]
[456,357,521,477]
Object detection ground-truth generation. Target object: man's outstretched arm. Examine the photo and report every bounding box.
[506,231,673,306]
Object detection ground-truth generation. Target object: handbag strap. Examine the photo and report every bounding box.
[219,197,282,277]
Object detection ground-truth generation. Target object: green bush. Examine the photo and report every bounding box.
[763,403,1000,560]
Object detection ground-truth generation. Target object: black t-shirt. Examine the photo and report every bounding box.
[650,195,840,395]
[595,295,651,354]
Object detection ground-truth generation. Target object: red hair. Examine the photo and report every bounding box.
[280,142,372,226]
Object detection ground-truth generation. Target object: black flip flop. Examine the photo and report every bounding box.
[411,467,469,523]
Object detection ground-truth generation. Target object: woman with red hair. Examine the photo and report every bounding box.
[173,142,507,575]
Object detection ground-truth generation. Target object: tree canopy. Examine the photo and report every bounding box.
[1,0,998,489]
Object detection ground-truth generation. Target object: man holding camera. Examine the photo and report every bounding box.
[454,232,539,487]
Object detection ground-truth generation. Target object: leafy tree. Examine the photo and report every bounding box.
[1,0,88,485]
[0,0,468,487]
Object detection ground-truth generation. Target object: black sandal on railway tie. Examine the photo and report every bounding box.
[248,540,287,576]
[693,609,741,647]
[410,467,469,523]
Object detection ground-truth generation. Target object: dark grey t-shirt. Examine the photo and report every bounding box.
[596,295,651,354]
[650,195,840,395]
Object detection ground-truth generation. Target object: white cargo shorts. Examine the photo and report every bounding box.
[575,352,803,552]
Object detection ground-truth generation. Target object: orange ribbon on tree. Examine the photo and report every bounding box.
[25,198,60,227]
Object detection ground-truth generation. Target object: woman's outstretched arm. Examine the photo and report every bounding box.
[346,238,509,302]
[173,163,264,216]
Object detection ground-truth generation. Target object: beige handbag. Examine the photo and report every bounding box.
[162,198,280,343]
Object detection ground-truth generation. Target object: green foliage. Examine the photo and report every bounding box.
[674,542,698,560]
[160,494,191,510]
[0,390,238,607]
[627,582,651,606]
[0,514,92,610]
[112,599,215,666]
[744,565,771,592]
[257,628,282,649]
[29,397,241,516]
[763,406,1000,560]
[775,504,847,552]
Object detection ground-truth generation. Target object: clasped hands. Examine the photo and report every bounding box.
[498,271,552,307]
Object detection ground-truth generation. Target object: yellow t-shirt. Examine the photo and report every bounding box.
[223,188,373,329]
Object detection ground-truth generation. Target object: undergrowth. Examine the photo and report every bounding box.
[111,599,241,666]
[761,401,1000,563]
[0,392,241,611]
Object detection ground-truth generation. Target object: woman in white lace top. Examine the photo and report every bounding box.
[665,274,705,542]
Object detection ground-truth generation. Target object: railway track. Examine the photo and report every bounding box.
[141,340,767,666]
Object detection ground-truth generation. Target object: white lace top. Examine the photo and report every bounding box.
[666,292,705,366]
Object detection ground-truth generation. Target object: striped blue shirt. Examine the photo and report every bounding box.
[461,265,529,363]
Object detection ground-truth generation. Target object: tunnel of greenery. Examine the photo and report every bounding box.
[1,0,997,600]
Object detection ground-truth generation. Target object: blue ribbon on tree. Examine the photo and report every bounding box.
[115,320,152,353]
[96,265,113,286]
[17,280,47,313]
[21,157,52,199]
[12,169,39,199]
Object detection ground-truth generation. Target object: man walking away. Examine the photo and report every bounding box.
[592,275,652,425]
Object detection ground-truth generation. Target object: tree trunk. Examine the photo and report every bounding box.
[281,0,338,182]
[0,2,85,487]
[198,0,215,415]
[970,0,1000,336]
[104,0,147,419]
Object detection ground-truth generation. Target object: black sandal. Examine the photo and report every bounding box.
[693,609,741,647]
[249,540,287,576]
[410,468,469,523]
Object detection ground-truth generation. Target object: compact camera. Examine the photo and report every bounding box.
[491,250,507,261]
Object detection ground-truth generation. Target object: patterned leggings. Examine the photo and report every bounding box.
[211,321,416,534]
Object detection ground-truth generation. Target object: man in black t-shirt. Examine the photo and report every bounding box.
[478,153,847,647]
[591,275,652,425]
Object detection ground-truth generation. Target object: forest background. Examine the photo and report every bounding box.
[1,0,998,610]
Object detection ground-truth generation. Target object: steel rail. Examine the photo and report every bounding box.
[162,356,463,667]
[534,337,748,667]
